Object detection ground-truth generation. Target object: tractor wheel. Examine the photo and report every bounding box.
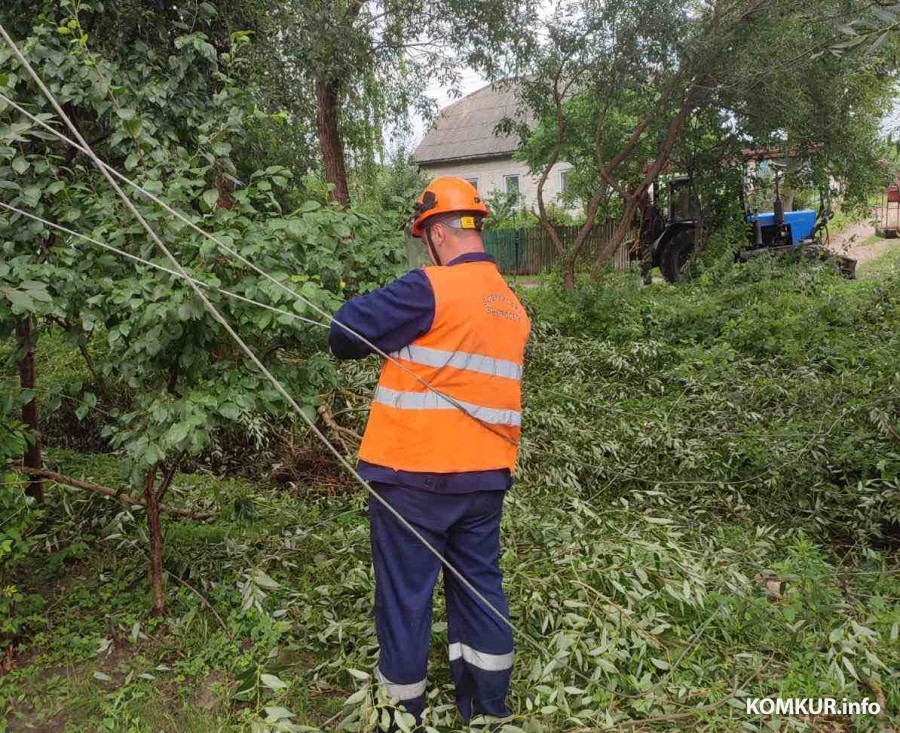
[660,230,695,283]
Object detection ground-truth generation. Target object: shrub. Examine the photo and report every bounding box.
[522,257,900,542]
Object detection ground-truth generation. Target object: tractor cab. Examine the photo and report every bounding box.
[744,164,819,248]
[667,174,701,222]
[639,173,702,281]
[639,159,853,282]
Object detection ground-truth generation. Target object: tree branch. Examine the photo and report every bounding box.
[13,466,212,520]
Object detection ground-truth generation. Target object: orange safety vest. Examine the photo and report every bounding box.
[358,260,531,474]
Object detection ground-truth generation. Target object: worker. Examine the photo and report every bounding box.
[328,177,530,728]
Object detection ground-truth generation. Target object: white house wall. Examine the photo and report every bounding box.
[420,157,573,213]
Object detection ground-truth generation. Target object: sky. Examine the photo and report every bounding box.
[392,3,900,158]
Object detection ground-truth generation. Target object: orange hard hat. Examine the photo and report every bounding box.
[410,177,490,238]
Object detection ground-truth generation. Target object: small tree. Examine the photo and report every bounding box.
[1,7,405,613]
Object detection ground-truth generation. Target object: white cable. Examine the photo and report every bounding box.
[0,201,328,330]
[0,89,518,447]
[0,22,530,654]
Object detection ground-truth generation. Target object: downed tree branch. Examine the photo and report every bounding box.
[167,568,232,637]
[585,672,753,732]
[12,466,213,520]
[318,403,362,447]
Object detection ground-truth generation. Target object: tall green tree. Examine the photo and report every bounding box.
[512,0,897,287]
[271,0,538,206]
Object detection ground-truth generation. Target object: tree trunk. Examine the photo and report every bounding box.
[594,86,701,269]
[16,316,43,503]
[144,469,166,615]
[562,258,576,291]
[315,74,350,207]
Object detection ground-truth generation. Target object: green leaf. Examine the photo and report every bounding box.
[866,32,889,55]
[5,289,33,312]
[264,707,294,722]
[252,570,280,589]
[11,156,28,174]
[260,673,288,691]
[344,688,367,706]
[201,188,219,210]
[167,422,193,445]
[219,403,241,420]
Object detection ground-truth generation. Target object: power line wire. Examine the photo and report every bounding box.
[0,22,598,696]
[0,201,329,331]
[0,90,519,448]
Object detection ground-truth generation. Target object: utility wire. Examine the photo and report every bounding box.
[0,201,329,331]
[0,90,519,449]
[0,23,593,694]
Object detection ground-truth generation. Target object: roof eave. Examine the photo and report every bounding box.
[414,150,518,166]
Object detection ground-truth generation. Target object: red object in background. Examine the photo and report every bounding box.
[888,184,900,203]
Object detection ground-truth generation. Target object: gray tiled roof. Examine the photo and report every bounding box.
[413,81,530,164]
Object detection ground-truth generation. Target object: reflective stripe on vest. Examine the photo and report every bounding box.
[357,261,530,473]
[390,344,523,381]
[373,386,521,427]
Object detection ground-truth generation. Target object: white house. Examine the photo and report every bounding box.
[413,82,572,211]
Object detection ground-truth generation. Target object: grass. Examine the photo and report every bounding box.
[3,245,900,732]
[858,238,900,279]
[3,451,899,732]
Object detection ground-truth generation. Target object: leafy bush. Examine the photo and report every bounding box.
[522,255,900,542]
[0,6,406,615]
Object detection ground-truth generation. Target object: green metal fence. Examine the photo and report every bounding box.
[406,220,631,275]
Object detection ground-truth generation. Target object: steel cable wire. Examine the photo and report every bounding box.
[0,90,519,448]
[0,22,615,698]
[0,201,329,330]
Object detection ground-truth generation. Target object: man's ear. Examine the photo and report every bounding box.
[430,222,444,246]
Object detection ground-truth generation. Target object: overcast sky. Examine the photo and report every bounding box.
[389,2,900,156]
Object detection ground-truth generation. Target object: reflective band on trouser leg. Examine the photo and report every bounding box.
[372,386,521,427]
[375,667,427,701]
[443,490,514,723]
[448,642,514,671]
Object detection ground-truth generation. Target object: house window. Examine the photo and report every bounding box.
[560,169,571,194]
[504,174,521,197]
[465,177,479,191]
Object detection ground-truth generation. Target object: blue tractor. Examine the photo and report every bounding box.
[642,166,856,282]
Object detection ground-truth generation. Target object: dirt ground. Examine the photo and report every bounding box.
[828,217,900,264]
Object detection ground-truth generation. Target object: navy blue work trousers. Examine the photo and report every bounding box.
[368,483,514,723]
